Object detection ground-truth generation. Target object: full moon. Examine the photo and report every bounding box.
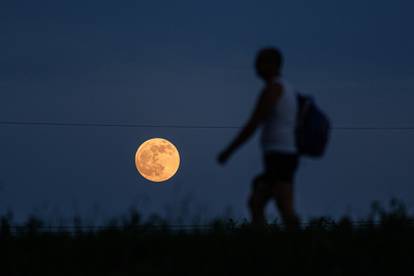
[135,138,180,182]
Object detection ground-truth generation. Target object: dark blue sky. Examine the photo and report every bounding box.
[1,0,414,224]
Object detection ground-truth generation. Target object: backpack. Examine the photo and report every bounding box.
[295,93,331,157]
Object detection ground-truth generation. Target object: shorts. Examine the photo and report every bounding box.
[261,151,299,183]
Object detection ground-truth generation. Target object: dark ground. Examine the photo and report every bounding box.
[1,200,413,275]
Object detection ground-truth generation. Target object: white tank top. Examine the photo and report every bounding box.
[260,77,298,154]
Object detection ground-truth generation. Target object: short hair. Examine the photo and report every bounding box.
[255,47,283,72]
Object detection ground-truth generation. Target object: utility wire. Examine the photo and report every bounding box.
[1,120,414,130]
[0,121,239,129]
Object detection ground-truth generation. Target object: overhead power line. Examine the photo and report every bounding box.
[0,120,414,130]
[0,121,239,129]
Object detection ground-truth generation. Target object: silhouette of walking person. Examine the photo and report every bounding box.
[217,47,300,230]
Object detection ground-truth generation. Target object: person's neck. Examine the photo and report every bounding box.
[265,74,280,85]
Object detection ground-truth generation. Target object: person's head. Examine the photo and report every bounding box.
[255,47,283,81]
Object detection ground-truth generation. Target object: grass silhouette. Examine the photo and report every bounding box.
[1,199,413,275]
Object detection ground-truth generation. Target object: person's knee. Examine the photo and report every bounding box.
[252,174,265,190]
[248,193,266,212]
[248,194,258,210]
[249,174,272,212]
[252,174,274,196]
[272,181,292,197]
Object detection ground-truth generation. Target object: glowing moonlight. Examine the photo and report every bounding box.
[135,138,180,182]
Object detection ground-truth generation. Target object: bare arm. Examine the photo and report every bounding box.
[218,83,282,164]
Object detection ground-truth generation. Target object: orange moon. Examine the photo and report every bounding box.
[135,138,180,182]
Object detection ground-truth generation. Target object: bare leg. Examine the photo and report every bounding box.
[271,181,300,231]
[248,175,272,226]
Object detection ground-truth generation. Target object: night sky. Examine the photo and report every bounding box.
[1,0,414,224]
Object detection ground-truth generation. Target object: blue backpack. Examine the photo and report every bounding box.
[295,93,331,157]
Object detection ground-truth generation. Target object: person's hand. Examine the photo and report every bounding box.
[217,149,231,165]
